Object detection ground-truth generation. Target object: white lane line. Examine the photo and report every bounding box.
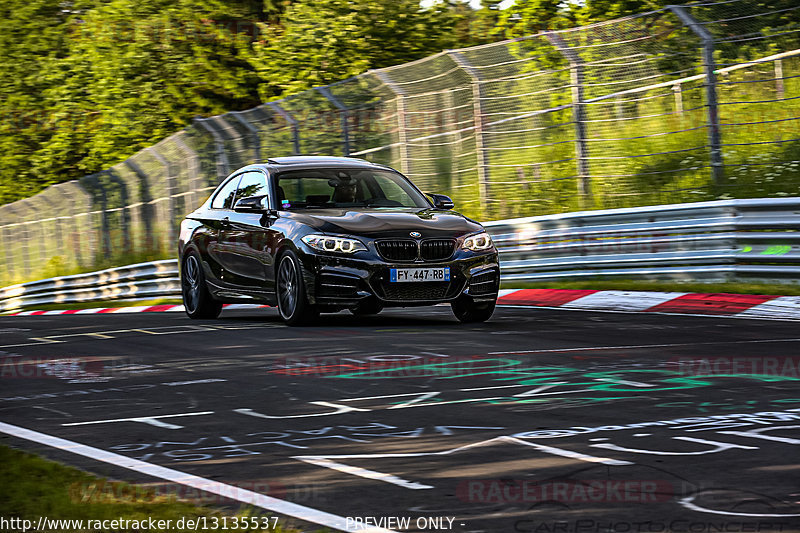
[488,337,800,355]
[679,495,800,517]
[0,421,397,533]
[297,458,433,490]
[294,436,632,489]
[62,411,215,430]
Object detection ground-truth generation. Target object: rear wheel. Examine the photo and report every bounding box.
[276,251,318,326]
[182,252,222,319]
[451,295,495,323]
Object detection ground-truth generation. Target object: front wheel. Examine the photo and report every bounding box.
[181,252,222,319]
[276,251,318,326]
[451,295,495,323]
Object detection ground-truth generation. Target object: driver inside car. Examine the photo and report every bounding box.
[331,176,359,204]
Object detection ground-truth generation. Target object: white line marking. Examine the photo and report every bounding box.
[62,411,214,429]
[294,436,631,489]
[679,495,800,517]
[340,392,443,402]
[297,458,433,490]
[488,338,800,355]
[387,392,441,409]
[0,421,396,533]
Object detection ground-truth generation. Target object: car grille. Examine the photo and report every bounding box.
[381,282,450,301]
[469,269,498,296]
[420,239,456,261]
[376,239,456,262]
[376,240,418,261]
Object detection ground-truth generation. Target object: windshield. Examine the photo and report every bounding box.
[275,168,431,210]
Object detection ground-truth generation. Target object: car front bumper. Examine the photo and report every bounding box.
[297,249,500,309]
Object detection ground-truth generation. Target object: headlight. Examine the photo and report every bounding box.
[301,234,367,254]
[462,232,494,252]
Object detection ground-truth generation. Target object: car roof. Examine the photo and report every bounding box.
[250,156,391,172]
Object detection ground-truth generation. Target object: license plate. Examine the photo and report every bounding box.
[390,267,450,283]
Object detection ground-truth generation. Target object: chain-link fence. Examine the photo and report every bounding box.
[1,0,799,286]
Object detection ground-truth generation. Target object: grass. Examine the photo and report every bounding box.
[501,280,800,296]
[0,445,308,532]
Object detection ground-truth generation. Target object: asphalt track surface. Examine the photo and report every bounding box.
[1,305,800,533]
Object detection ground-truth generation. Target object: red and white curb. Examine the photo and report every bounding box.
[6,303,267,317]
[5,291,800,321]
[497,289,800,321]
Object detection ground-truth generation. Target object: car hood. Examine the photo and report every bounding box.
[283,208,484,239]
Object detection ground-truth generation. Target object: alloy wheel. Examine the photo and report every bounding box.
[278,256,298,319]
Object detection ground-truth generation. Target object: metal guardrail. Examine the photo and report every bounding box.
[0,260,180,313]
[1,197,798,312]
[484,197,800,283]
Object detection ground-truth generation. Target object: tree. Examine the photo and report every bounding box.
[495,0,581,38]
[248,0,460,97]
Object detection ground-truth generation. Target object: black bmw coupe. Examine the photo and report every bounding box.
[178,156,499,325]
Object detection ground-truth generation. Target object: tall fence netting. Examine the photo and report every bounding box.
[1,0,798,285]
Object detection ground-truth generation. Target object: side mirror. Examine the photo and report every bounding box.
[234,195,268,213]
[426,193,455,210]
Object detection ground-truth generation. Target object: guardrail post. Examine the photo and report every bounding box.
[544,33,592,208]
[267,102,301,155]
[194,117,230,180]
[372,71,411,175]
[230,111,262,163]
[148,148,177,248]
[315,85,351,156]
[447,50,491,219]
[669,5,724,187]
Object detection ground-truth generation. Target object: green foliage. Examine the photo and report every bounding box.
[0,0,470,205]
[248,0,459,98]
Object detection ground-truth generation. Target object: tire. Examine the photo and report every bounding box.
[451,295,496,323]
[349,298,383,316]
[276,250,319,326]
[181,252,222,319]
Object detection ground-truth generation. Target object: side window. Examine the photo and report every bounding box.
[235,172,269,205]
[211,176,241,210]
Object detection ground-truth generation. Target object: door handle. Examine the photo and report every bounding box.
[222,217,230,228]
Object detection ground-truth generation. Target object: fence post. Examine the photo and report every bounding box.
[267,102,301,155]
[125,158,156,253]
[194,117,230,180]
[673,83,684,115]
[106,169,132,255]
[544,32,592,208]
[315,86,351,156]
[775,59,784,99]
[230,111,262,163]
[372,70,411,175]
[172,132,204,211]
[447,50,491,219]
[669,5,724,187]
[148,147,177,248]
